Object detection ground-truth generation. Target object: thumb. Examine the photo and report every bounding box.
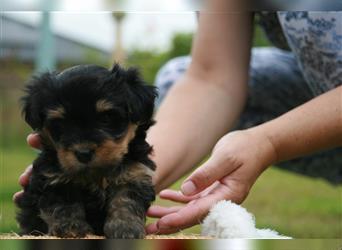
[27,133,41,149]
[181,154,239,196]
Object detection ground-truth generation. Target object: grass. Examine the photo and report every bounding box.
[0,147,36,233]
[244,168,342,238]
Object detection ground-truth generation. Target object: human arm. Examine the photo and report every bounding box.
[255,86,342,162]
[148,1,253,192]
[182,86,342,196]
[147,86,342,234]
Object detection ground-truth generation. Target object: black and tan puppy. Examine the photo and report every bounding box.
[16,64,157,239]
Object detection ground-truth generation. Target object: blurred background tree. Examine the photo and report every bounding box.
[125,24,269,84]
[168,32,193,58]
[126,32,193,84]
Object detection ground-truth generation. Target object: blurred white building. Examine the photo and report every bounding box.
[1,10,196,54]
[0,15,110,63]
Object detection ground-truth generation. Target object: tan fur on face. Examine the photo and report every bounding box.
[71,143,97,152]
[56,124,138,171]
[96,99,114,112]
[57,143,97,171]
[57,148,81,172]
[47,106,65,119]
[93,124,137,166]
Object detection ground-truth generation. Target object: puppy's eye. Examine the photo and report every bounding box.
[113,128,127,140]
[98,111,128,138]
[99,112,113,125]
[114,119,130,138]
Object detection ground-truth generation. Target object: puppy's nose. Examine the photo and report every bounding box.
[74,149,94,163]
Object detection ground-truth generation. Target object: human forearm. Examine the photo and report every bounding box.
[252,86,342,164]
[148,73,247,192]
[145,86,341,235]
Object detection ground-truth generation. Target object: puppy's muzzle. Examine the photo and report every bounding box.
[74,149,94,163]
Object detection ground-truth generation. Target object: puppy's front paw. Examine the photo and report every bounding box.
[49,221,94,238]
[104,219,145,239]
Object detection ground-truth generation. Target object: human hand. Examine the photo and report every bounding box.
[13,133,41,203]
[146,129,277,234]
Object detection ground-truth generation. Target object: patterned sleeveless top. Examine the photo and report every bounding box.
[257,11,342,96]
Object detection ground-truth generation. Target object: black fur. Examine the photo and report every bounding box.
[16,64,157,239]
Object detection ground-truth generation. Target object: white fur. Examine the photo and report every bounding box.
[201,200,291,239]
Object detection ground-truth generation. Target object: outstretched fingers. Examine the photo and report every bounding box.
[147,205,183,218]
[181,155,240,196]
[147,192,223,235]
[159,189,200,203]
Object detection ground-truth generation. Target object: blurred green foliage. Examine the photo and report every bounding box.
[125,32,193,84]
[126,25,270,84]
[126,50,169,85]
[168,32,193,58]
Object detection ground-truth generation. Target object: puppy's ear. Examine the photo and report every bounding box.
[112,65,157,126]
[21,72,54,130]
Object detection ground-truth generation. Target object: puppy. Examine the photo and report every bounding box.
[16,64,157,239]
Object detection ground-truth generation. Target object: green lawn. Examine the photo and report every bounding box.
[0,146,341,237]
[244,168,342,238]
[0,147,36,233]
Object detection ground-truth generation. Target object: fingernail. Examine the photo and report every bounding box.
[12,192,19,202]
[26,134,34,143]
[159,190,168,196]
[181,181,196,195]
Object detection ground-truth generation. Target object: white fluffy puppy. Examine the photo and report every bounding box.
[201,200,291,239]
